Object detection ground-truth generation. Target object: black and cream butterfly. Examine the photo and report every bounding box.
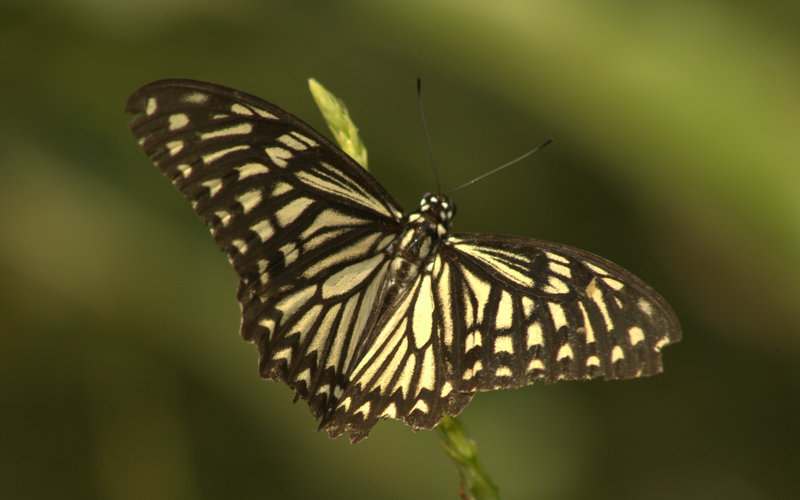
[126,79,681,443]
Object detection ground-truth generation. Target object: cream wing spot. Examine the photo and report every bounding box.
[201,178,223,197]
[230,103,253,116]
[291,131,318,147]
[200,123,253,140]
[167,140,184,156]
[411,277,434,348]
[465,330,482,352]
[417,346,436,394]
[602,277,625,291]
[280,242,300,267]
[272,181,293,197]
[355,401,371,418]
[176,164,192,178]
[548,261,572,278]
[441,381,453,397]
[638,298,654,316]
[168,113,189,130]
[463,360,483,380]
[214,210,232,227]
[231,239,247,254]
[411,399,429,414]
[250,219,274,242]
[380,403,397,419]
[203,145,249,164]
[557,343,574,361]
[495,366,513,377]
[528,359,545,371]
[462,268,491,324]
[265,146,293,167]
[182,92,208,104]
[394,353,416,397]
[587,278,614,332]
[611,345,625,363]
[236,189,262,214]
[548,302,568,331]
[495,290,513,329]
[277,133,307,151]
[275,197,313,227]
[543,275,570,294]
[521,296,534,316]
[545,251,570,264]
[585,262,608,275]
[273,347,291,363]
[145,97,157,115]
[237,162,269,179]
[494,335,514,354]
[252,107,278,120]
[578,302,596,343]
[296,368,311,386]
[527,321,544,348]
[628,327,645,346]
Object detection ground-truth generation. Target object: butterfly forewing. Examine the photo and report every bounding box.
[127,79,681,443]
[126,80,405,420]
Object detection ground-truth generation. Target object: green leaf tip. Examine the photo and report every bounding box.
[308,78,368,170]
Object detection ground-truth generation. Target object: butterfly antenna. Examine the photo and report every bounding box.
[448,137,554,194]
[417,78,443,194]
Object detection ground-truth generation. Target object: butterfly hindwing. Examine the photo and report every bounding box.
[438,233,681,392]
[323,270,473,441]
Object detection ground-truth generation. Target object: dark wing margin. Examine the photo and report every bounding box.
[126,79,405,421]
[436,233,681,393]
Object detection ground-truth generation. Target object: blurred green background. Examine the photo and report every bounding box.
[2,1,798,499]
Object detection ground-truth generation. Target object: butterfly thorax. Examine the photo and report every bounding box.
[379,193,455,310]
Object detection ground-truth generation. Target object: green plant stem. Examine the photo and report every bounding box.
[436,416,501,500]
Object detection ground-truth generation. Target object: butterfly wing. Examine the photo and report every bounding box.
[321,232,680,442]
[437,233,682,392]
[127,79,681,444]
[322,266,474,442]
[126,79,405,420]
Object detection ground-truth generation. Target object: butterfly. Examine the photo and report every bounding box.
[126,79,681,443]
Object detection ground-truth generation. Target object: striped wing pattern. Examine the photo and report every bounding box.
[126,80,405,423]
[439,234,680,391]
[127,79,681,443]
[322,231,681,442]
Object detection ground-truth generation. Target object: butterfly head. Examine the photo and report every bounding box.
[416,192,456,237]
